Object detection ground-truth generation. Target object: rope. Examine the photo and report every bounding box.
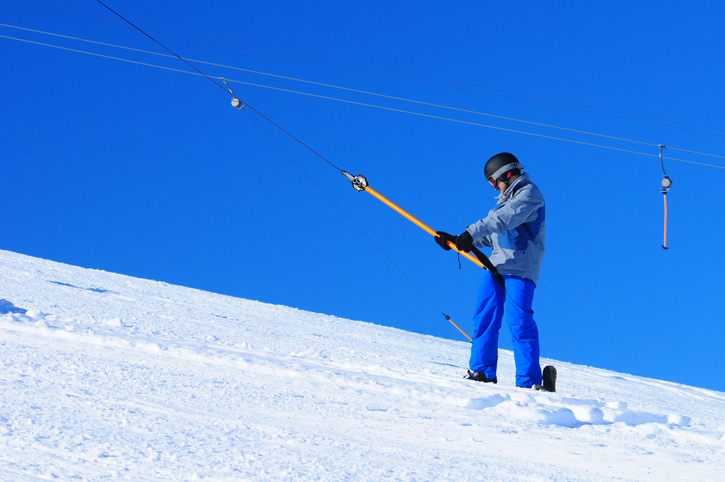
[241,104,342,172]
[89,2,468,338]
[87,5,343,172]
[94,1,228,95]
[242,109,450,318]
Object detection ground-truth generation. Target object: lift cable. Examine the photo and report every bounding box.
[4,1,725,136]
[2,31,725,171]
[4,22,725,159]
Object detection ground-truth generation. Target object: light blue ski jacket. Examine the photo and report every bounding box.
[465,172,545,285]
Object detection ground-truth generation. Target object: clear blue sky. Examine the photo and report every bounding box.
[2,1,724,391]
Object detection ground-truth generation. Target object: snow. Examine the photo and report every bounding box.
[1,249,724,481]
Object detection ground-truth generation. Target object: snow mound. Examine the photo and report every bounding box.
[466,392,691,428]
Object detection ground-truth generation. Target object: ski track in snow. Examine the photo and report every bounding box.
[1,249,724,481]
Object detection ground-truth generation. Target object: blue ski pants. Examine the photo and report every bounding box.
[470,273,542,387]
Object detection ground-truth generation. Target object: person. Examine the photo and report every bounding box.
[435,152,551,390]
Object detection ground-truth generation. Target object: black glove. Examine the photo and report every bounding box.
[455,230,474,252]
[435,231,456,251]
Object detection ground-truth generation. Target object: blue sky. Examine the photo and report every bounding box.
[2,1,724,391]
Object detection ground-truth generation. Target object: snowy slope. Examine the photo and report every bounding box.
[1,249,724,481]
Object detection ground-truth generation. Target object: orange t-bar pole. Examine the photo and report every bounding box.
[444,314,473,342]
[341,172,475,342]
[364,185,485,269]
[364,186,476,342]
[663,195,669,249]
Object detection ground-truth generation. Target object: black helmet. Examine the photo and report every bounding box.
[484,152,525,183]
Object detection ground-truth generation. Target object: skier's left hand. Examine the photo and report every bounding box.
[455,230,474,252]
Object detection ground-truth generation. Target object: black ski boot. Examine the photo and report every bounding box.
[542,365,557,392]
[464,370,497,384]
[527,366,557,392]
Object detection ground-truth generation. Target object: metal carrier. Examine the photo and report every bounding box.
[221,79,245,110]
[659,145,672,250]
[341,171,368,192]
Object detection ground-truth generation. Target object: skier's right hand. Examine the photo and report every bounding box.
[454,230,474,253]
[435,231,456,251]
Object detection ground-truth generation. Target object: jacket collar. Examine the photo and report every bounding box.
[496,172,530,204]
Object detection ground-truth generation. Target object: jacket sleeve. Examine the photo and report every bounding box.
[466,187,543,245]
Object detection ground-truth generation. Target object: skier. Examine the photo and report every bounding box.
[435,152,555,391]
